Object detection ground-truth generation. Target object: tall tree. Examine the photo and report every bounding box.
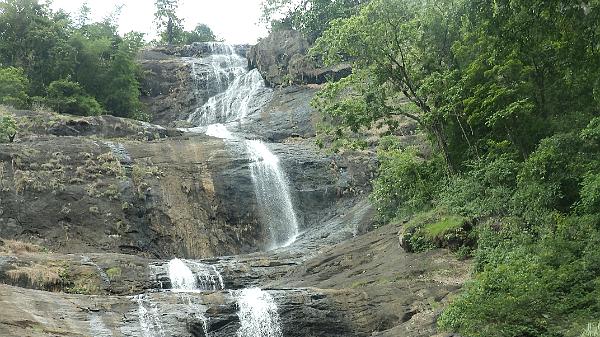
[154,0,182,45]
[311,0,463,171]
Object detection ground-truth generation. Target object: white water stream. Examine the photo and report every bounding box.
[135,295,166,337]
[236,288,283,337]
[187,43,266,125]
[246,140,299,248]
[183,42,300,249]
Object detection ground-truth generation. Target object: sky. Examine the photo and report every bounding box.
[47,0,269,44]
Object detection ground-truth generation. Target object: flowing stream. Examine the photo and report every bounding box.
[184,42,300,250]
[246,140,299,248]
[236,288,283,337]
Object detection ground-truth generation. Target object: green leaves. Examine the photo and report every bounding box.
[46,79,103,116]
[0,111,17,143]
[0,67,30,109]
[0,0,145,120]
[154,0,183,45]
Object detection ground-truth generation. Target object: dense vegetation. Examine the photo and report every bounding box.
[0,0,146,119]
[0,0,217,120]
[295,0,600,336]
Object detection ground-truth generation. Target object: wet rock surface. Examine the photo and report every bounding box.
[0,41,468,337]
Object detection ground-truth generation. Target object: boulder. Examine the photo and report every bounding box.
[248,30,351,87]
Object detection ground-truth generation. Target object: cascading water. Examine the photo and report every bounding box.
[246,140,299,249]
[236,288,283,337]
[186,260,225,291]
[88,314,113,337]
[164,258,224,336]
[206,123,235,139]
[183,42,300,249]
[187,43,268,125]
[135,295,166,337]
[168,258,197,292]
[167,258,225,292]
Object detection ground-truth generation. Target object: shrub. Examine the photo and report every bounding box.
[372,138,445,222]
[439,153,520,218]
[439,215,600,337]
[0,111,17,143]
[400,209,473,252]
[46,79,103,116]
[581,322,600,337]
[0,67,29,108]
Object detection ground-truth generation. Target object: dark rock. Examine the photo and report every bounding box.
[248,29,351,87]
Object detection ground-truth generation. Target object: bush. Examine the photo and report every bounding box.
[371,138,445,222]
[46,79,103,116]
[581,322,600,337]
[0,67,30,108]
[400,209,473,252]
[0,111,17,143]
[439,215,600,337]
[440,153,521,218]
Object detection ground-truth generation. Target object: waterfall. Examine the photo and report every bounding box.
[206,123,235,139]
[184,42,300,249]
[236,288,283,337]
[187,42,267,126]
[168,258,197,292]
[246,140,299,249]
[135,295,165,337]
[186,260,225,291]
[168,258,225,291]
[88,314,113,337]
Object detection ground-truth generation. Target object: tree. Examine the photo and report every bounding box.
[311,0,464,172]
[262,0,368,42]
[0,0,77,95]
[103,33,145,118]
[0,67,30,108]
[154,0,183,45]
[183,24,217,44]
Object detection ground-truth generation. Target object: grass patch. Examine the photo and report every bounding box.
[400,209,473,253]
[6,263,65,290]
[423,215,467,240]
[106,266,122,280]
[0,239,45,254]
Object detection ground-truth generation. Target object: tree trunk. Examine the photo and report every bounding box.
[430,122,455,175]
[167,17,174,45]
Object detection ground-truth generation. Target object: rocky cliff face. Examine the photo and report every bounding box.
[0,40,467,337]
[248,30,351,87]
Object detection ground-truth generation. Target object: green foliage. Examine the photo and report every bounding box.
[105,267,122,281]
[311,0,600,335]
[262,0,367,42]
[182,24,217,44]
[401,209,472,253]
[439,215,600,337]
[0,112,17,143]
[0,67,30,108]
[372,138,444,222]
[45,79,103,116]
[439,153,521,218]
[0,0,146,120]
[581,322,600,337]
[154,0,183,45]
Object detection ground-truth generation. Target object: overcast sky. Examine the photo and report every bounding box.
[47,0,269,44]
